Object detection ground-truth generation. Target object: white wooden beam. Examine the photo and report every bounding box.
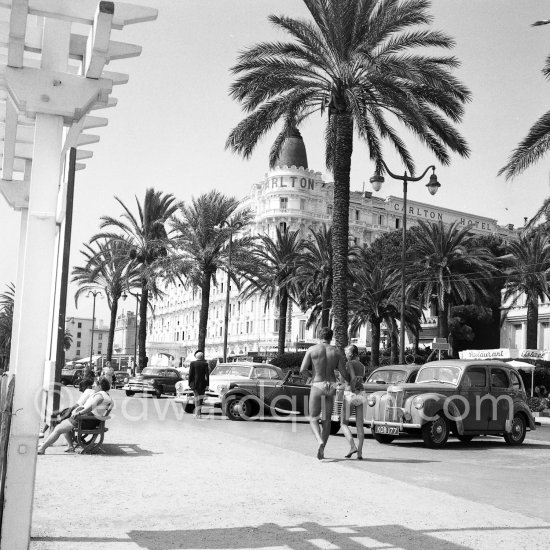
[2,96,17,178]
[7,0,27,68]
[77,133,99,146]
[0,0,159,30]
[76,148,92,160]
[0,177,29,209]
[75,162,85,171]
[90,95,117,110]
[84,1,113,79]
[82,114,107,129]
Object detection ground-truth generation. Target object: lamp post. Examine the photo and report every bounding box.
[370,159,441,364]
[220,220,243,363]
[87,290,102,370]
[122,290,140,374]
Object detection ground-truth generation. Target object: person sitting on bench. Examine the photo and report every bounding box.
[38,377,112,454]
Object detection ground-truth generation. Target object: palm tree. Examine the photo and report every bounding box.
[64,329,73,352]
[294,224,333,329]
[170,190,253,352]
[0,283,14,369]
[72,238,140,361]
[94,188,178,370]
[499,47,550,179]
[348,265,401,367]
[242,227,304,354]
[226,0,470,349]
[407,221,496,344]
[502,231,550,349]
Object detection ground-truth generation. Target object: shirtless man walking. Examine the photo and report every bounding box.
[300,327,346,459]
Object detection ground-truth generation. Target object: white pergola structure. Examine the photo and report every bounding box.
[0,2,157,548]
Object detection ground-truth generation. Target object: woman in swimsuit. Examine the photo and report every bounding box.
[340,344,366,460]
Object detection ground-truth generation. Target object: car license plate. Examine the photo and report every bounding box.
[375,424,399,436]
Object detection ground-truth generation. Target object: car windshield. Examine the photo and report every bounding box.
[367,369,407,384]
[211,365,253,378]
[141,368,162,376]
[416,365,461,384]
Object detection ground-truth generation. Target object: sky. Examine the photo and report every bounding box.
[1,0,550,324]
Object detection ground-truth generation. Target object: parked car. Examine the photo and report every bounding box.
[367,359,535,448]
[123,367,182,398]
[61,367,84,387]
[334,364,420,425]
[221,371,342,434]
[113,370,130,389]
[175,362,283,412]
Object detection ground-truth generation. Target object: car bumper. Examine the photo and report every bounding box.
[175,393,221,407]
[123,384,156,393]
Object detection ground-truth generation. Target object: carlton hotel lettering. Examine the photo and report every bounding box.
[393,203,493,231]
[262,176,316,191]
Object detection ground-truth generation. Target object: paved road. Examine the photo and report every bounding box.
[30,389,550,550]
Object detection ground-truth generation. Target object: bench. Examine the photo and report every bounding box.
[72,405,112,454]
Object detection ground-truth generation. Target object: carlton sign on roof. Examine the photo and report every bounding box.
[389,197,498,233]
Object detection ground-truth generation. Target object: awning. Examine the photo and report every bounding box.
[74,355,102,364]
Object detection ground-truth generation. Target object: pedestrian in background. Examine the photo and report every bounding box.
[102,360,115,387]
[189,351,209,419]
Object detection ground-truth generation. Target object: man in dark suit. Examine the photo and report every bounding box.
[188,351,210,418]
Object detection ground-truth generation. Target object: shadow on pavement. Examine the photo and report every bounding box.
[99,443,159,457]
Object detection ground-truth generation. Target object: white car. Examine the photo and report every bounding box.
[174,362,283,414]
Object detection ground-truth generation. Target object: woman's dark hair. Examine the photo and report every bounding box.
[345,344,359,359]
[98,376,111,392]
[78,378,94,392]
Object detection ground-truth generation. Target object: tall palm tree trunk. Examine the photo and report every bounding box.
[438,297,450,339]
[331,113,353,350]
[526,298,539,349]
[198,271,213,351]
[138,282,148,371]
[370,319,381,368]
[321,281,331,329]
[106,298,118,361]
[278,289,289,355]
[388,318,398,364]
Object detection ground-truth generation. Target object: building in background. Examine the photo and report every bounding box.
[148,130,517,363]
[65,317,109,361]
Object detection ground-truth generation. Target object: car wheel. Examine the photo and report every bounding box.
[125,390,135,397]
[373,432,396,444]
[224,396,254,421]
[184,403,195,414]
[504,413,527,446]
[330,421,341,435]
[456,434,475,443]
[153,388,162,399]
[421,412,450,448]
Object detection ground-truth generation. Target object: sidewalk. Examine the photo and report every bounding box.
[30,415,550,550]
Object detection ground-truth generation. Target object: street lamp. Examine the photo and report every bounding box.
[87,289,102,369]
[220,220,244,363]
[370,159,440,364]
[122,289,140,374]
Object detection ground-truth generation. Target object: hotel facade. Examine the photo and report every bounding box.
[145,130,518,365]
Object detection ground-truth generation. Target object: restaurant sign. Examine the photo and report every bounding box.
[459,348,550,361]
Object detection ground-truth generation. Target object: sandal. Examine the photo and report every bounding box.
[345,449,357,459]
[64,447,75,453]
[37,448,45,455]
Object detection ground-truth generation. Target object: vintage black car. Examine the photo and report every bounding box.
[123,367,182,398]
[113,370,130,389]
[368,359,536,448]
[221,371,342,434]
[60,367,84,387]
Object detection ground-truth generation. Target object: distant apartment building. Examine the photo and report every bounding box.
[147,129,517,363]
[65,316,109,361]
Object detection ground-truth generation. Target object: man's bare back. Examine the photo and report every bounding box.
[300,342,344,382]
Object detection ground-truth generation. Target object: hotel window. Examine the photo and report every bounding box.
[396,218,401,229]
[379,214,385,225]
[98,343,102,351]
[541,323,550,349]
[77,332,81,338]
[98,333,103,341]
[274,319,280,332]
[77,341,81,348]
[300,198,306,210]
[78,322,82,328]
[279,222,287,232]
[280,196,288,210]
[355,210,360,221]
[76,350,80,356]
[327,205,333,216]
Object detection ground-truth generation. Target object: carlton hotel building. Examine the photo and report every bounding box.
[146,130,518,364]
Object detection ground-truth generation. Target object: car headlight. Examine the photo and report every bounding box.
[367,395,376,407]
[146,380,156,386]
[413,396,424,409]
[124,377,129,383]
[217,384,229,395]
